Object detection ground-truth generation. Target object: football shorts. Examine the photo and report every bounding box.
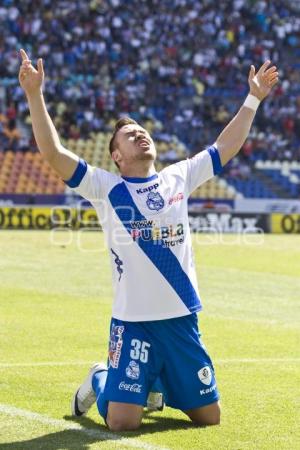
[103,313,219,410]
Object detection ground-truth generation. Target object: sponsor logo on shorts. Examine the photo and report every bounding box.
[200,383,217,396]
[198,366,212,386]
[108,325,124,369]
[126,360,140,380]
[119,381,142,393]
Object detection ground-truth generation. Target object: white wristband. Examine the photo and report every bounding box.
[243,94,260,111]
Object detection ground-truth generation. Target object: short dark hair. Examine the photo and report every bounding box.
[109,117,138,161]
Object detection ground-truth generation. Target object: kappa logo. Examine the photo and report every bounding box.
[200,383,217,396]
[146,192,164,211]
[198,366,212,386]
[136,183,159,194]
[111,248,123,281]
[108,325,124,369]
[125,360,140,380]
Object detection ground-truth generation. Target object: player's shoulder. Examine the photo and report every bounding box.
[85,164,123,198]
[159,159,190,180]
[160,149,212,174]
[89,165,121,185]
[160,158,195,183]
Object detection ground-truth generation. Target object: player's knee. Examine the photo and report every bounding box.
[206,409,221,426]
[205,403,221,425]
[188,402,221,426]
[193,411,221,426]
[107,417,141,432]
[199,405,221,426]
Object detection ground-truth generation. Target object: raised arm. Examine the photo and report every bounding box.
[18,49,78,181]
[216,60,279,166]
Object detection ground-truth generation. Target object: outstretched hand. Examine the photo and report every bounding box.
[19,49,44,97]
[248,60,279,101]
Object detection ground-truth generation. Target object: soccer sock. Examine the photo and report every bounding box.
[92,370,109,419]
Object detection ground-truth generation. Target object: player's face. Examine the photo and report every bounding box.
[112,124,156,168]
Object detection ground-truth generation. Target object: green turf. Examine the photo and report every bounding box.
[0,231,299,450]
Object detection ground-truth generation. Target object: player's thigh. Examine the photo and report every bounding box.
[159,315,220,411]
[105,319,162,409]
[107,401,144,431]
[184,400,221,426]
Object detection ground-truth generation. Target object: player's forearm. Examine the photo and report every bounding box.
[216,102,257,166]
[27,91,63,161]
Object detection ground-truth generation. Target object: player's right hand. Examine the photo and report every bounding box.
[19,49,44,97]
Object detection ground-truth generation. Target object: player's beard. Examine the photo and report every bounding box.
[135,142,156,162]
[136,150,156,162]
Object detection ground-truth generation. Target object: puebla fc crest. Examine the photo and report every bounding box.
[146,192,164,211]
[126,360,140,380]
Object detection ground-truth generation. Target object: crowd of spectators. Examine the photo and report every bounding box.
[1,0,300,165]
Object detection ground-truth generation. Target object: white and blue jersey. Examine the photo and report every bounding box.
[65,145,222,322]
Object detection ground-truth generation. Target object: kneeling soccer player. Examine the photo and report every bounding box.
[18,48,278,430]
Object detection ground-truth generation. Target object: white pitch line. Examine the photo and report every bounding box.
[0,358,299,368]
[216,358,300,364]
[0,404,169,450]
[0,361,91,368]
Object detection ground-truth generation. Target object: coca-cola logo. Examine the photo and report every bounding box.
[119,381,142,393]
[168,192,184,205]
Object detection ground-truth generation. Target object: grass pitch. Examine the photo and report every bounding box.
[0,231,299,450]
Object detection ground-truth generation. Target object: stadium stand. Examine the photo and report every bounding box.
[0,0,299,199]
[0,151,65,194]
[255,160,300,198]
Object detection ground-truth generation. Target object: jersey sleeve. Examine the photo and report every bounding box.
[179,145,223,196]
[63,158,117,202]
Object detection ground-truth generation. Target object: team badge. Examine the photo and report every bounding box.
[146,192,164,211]
[108,325,124,368]
[125,360,140,380]
[198,366,212,386]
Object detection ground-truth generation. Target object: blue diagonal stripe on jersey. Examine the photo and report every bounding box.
[108,182,200,312]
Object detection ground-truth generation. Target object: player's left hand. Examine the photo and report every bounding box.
[248,60,279,101]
